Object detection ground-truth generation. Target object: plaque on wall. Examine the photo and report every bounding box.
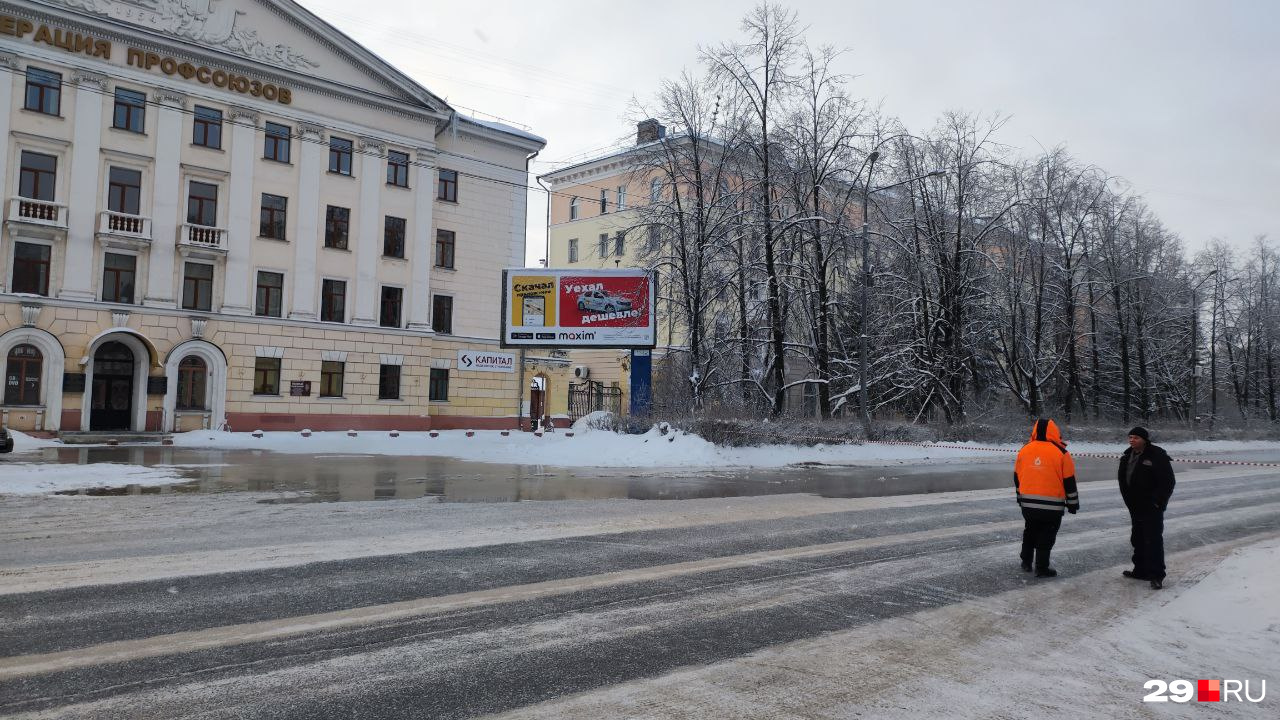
[63,373,86,392]
[146,376,169,395]
[290,381,311,397]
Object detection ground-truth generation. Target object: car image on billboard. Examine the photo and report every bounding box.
[559,275,648,328]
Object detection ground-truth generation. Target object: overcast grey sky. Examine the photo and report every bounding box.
[303,0,1279,264]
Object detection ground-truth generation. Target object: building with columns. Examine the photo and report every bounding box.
[0,0,543,432]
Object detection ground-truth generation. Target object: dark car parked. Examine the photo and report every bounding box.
[1,427,14,453]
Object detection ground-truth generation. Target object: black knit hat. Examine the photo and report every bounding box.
[1128,426,1150,441]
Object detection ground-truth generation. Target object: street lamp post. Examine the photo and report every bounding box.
[1190,269,1217,430]
[858,151,880,438]
[857,156,944,439]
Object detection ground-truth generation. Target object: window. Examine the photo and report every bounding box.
[113,88,146,133]
[378,364,401,400]
[263,122,291,163]
[600,188,609,214]
[437,168,457,201]
[380,286,403,328]
[107,167,141,215]
[324,206,349,249]
[321,279,346,322]
[598,233,609,259]
[12,242,51,296]
[435,229,455,268]
[568,238,579,263]
[181,262,213,311]
[569,196,579,220]
[4,344,42,405]
[319,361,344,397]
[24,68,60,115]
[387,150,409,187]
[253,357,280,395]
[187,181,218,226]
[432,294,453,334]
[255,271,283,317]
[192,106,222,149]
[19,151,56,201]
[176,356,207,410]
[429,368,449,402]
[260,193,287,240]
[615,231,625,257]
[650,178,662,204]
[383,216,406,258]
[328,136,352,175]
[101,253,136,304]
[617,185,627,210]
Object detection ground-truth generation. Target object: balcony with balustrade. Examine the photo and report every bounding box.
[177,223,228,257]
[97,211,153,249]
[7,196,68,230]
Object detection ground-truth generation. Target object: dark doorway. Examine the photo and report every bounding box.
[529,377,546,431]
[91,341,134,431]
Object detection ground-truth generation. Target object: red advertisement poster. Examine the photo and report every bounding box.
[558,274,651,328]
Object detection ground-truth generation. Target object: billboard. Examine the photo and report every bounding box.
[502,268,656,348]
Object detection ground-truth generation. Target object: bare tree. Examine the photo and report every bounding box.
[704,2,802,415]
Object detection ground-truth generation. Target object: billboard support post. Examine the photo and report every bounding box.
[629,349,652,418]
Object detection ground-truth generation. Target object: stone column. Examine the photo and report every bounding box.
[144,91,187,307]
[0,54,17,293]
[352,138,384,326]
[60,70,109,301]
[222,107,259,315]
[289,123,324,320]
[405,146,436,331]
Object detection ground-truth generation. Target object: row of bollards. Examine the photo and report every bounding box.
[244,429,575,438]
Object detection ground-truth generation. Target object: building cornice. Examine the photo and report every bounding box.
[0,1,447,125]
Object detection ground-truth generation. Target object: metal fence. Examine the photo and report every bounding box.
[568,381,623,420]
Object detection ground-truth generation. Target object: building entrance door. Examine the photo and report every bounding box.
[529,377,546,430]
[91,341,134,431]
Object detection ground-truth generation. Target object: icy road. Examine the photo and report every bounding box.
[0,459,1276,719]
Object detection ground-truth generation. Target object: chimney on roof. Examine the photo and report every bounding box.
[637,119,666,145]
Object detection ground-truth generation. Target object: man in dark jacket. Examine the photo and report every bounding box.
[1117,427,1176,589]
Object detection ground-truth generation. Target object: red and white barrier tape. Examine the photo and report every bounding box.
[704,427,1280,469]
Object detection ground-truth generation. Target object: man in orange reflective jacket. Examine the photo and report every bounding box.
[1014,418,1080,577]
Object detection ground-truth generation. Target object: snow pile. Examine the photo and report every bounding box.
[0,462,184,495]
[6,429,62,453]
[167,427,1020,469]
[571,411,617,432]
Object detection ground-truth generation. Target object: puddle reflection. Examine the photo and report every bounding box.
[34,446,1118,503]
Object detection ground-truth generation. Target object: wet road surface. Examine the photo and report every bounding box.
[0,461,1276,719]
[25,445,1128,502]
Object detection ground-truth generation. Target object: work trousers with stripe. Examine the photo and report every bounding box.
[1020,507,1063,570]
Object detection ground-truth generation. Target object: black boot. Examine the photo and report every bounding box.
[1035,567,1058,578]
[1122,570,1148,580]
[1150,578,1163,590]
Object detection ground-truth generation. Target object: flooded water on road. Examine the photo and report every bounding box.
[30,446,1122,503]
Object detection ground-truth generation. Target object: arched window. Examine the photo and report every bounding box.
[569,196,579,220]
[4,344,42,405]
[177,356,207,410]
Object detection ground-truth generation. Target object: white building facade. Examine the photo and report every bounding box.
[0,0,543,432]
